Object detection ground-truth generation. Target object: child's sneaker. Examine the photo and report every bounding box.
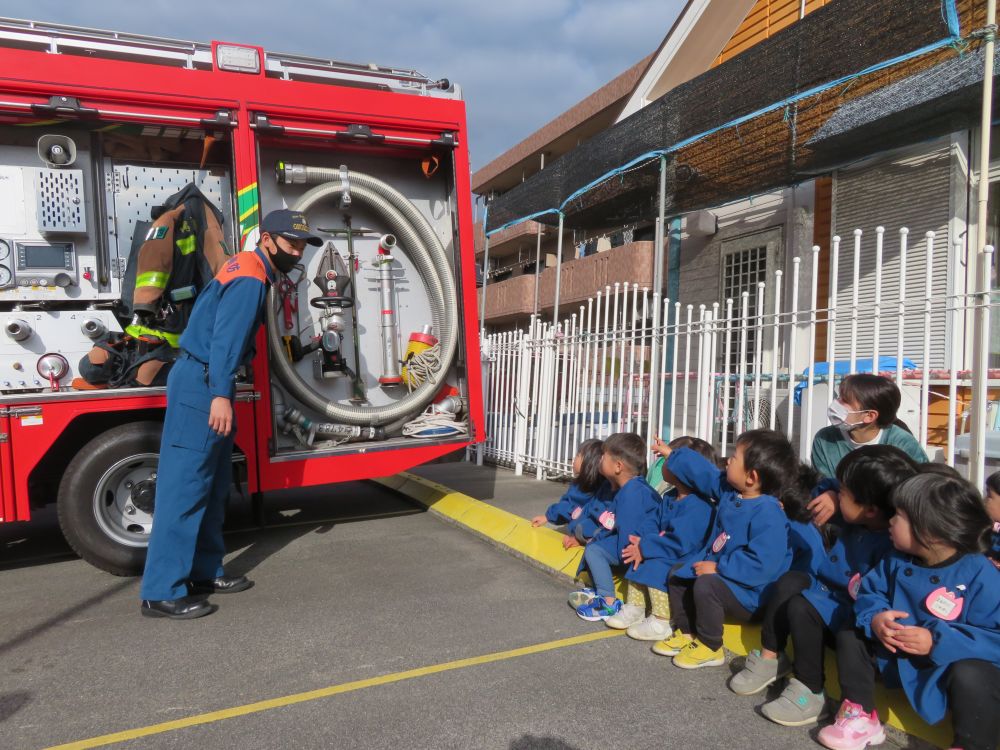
[760,677,825,726]
[627,614,673,641]
[652,631,693,656]
[567,587,596,609]
[817,700,885,750]
[576,597,623,622]
[605,603,645,630]
[729,649,792,695]
[672,639,726,669]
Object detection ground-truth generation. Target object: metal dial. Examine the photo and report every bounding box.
[0,239,9,261]
[0,266,11,287]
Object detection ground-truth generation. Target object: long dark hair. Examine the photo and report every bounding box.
[836,444,918,519]
[839,374,909,431]
[891,473,992,554]
[574,438,605,495]
[782,463,820,524]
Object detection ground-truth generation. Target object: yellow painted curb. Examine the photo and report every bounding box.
[379,471,952,749]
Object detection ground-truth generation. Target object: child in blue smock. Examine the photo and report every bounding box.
[610,436,718,642]
[817,473,1000,750]
[531,438,613,550]
[574,432,660,622]
[658,429,803,669]
[732,445,916,728]
[985,471,1000,567]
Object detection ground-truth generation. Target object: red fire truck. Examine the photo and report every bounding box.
[0,18,483,575]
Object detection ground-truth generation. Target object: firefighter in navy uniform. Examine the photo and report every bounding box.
[140,210,321,619]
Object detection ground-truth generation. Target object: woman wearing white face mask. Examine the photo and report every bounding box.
[807,374,928,525]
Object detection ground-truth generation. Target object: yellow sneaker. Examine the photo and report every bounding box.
[672,639,726,669]
[651,631,693,656]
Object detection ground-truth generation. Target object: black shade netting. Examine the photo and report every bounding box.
[486,0,983,233]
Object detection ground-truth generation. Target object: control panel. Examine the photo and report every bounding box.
[0,130,107,301]
[3,241,77,288]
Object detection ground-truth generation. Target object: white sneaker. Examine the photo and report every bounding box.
[627,614,673,641]
[605,603,645,629]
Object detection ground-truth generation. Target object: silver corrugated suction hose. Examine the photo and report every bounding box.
[266,166,458,428]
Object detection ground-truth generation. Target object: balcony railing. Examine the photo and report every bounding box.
[478,240,658,322]
[475,220,553,258]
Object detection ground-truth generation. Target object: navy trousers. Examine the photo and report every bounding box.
[140,357,234,601]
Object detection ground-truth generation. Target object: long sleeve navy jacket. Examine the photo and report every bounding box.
[178,247,274,400]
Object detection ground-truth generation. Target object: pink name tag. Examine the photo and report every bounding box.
[599,510,616,531]
[847,573,862,600]
[925,586,964,621]
[711,532,729,553]
[571,506,582,520]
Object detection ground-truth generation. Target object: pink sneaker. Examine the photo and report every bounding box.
[817,700,886,750]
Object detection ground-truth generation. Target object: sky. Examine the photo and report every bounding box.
[0,0,685,172]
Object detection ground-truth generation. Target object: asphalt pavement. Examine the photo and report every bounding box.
[1,472,832,750]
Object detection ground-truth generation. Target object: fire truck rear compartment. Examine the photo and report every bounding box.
[0,121,470,455]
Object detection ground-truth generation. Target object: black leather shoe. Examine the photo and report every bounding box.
[188,575,254,595]
[141,596,217,620]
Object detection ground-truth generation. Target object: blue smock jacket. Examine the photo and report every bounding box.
[625,487,716,590]
[544,480,614,541]
[855,551,1000,725]
[789,520,827,575]
[801,525,893,632]
[585,476,660,564]
[667,447,792,613]
[178,247,274,399]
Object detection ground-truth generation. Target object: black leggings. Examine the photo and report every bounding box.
[834,627,879,714]
[785,594,833,693]
[947,660,1000,750]
[668,573,753,651]
[758,571,833,693]
[759,570,811,653]
[836,629,1000,750]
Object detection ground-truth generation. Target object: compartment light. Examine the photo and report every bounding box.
[216,45,260,74]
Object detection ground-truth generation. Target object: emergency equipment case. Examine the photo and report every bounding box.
[0,18,484,574]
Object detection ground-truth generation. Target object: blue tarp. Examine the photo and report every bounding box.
[793,357,918,405]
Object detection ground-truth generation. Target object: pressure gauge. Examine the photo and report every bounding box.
[0,266,10,287]
[0,240,9,262]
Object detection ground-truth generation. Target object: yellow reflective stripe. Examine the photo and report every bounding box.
[238,204,258,222]
[237,182,258,197]
[124,324,180,348]
[135,271,169,290]
[176,235,196,256]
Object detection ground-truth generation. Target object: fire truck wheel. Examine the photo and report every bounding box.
[57,421,162,576]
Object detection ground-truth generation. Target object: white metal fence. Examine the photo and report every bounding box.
[480,226,999,482]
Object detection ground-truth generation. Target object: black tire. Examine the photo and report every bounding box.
[57,420,162,576]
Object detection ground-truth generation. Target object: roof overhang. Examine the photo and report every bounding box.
[617,0,757,122]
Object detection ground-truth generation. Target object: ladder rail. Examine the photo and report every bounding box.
[0,16,448,94]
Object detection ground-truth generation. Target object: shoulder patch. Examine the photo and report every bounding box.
[217,251,268,285]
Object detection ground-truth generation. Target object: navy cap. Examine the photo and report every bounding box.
[260,209,323,246]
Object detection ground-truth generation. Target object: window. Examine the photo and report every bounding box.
[720,229,781,368]
[718,227,783,431]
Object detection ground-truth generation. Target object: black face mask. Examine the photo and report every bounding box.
[270,237,299,275]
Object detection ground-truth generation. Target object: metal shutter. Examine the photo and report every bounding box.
[830,143,952,369]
